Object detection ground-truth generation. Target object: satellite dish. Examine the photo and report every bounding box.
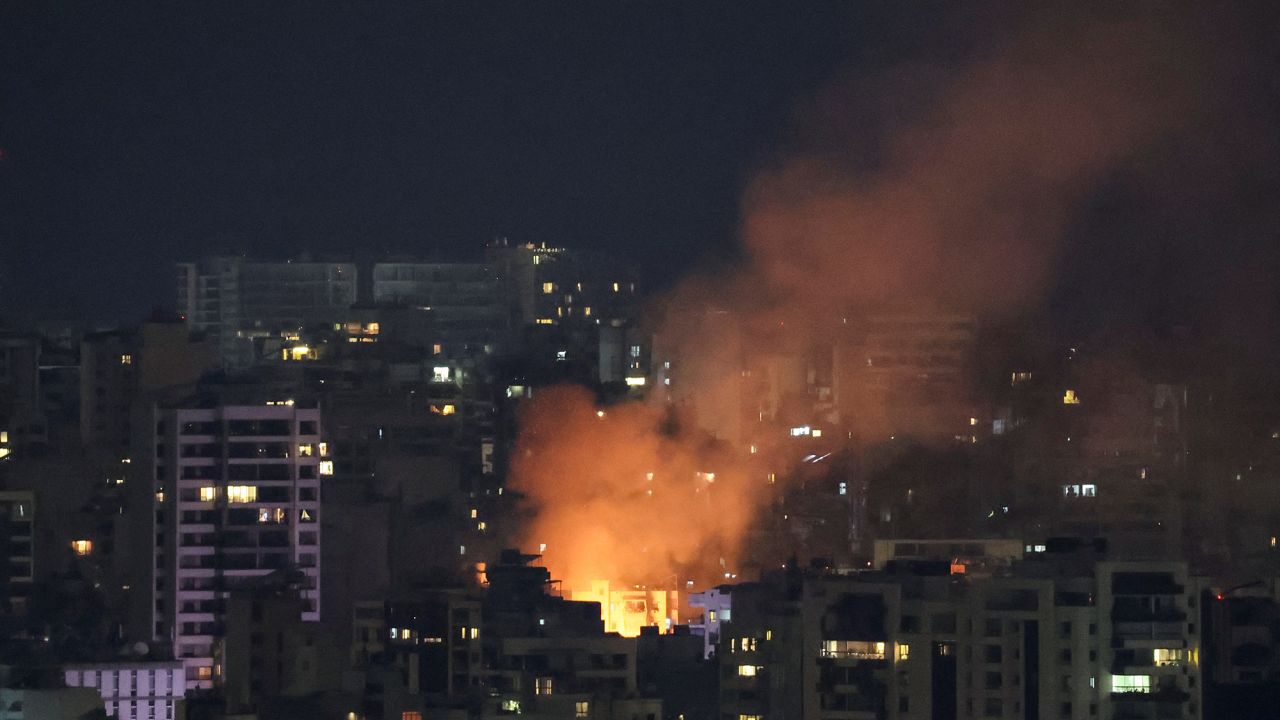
[132,641,150,656]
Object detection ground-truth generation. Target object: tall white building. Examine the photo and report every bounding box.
[142,402,324,690]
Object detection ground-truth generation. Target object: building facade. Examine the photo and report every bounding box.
[63,661,186,720]
[138,402,324,690]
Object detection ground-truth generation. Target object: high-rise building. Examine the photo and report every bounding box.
[0,331,45,449]
[0,490,34,615]
[834,313,979,444]
[177,258,357,366]
[134,401,324,690]
[485,240,640,329]
[368,261,510,357]
[80,320,217,452]
[712,548,1204,720]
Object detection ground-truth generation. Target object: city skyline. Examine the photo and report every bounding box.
[5,4,1280,720]
[0,2,1277,353]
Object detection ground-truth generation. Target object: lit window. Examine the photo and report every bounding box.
[536,318,554,325]
[469,627,479,639]
[709,610,717,622]
[155,491,165,503]
[319,461,334,476]
[838,482,848,495]
[258,508,286,524]
[199,486,217,502]
[431,404,456,416]
[120,354,133,365]
[477,521,487,531]
[765,629,772,641]
[1152,649,1187,666]
[1063,389,1081,405]
[737,665,759,677]
[575,700,589,718]
[625,377,646,386]
[1112,675,1151,693]
[299,509,315,523]
[820,640,885,659]
[501,700,521,712]
[897,643,910,661]
[284,345,315,362]
[583,306,592,317]
[470,508,478,519]
[738,715,762,720]
[459,545,466,555]
[432,366,451,383]
[226,485,257,503]
[196,666,212,680]
[1082,484,1097,497]
[366,322,380,335]
[612,282,620,292]
[402,713,423,720]
[432,343,442,355]
[812,429,822,438]
[71,539,93,556]
[790,426,811,437]
[298,444,314,457]
[542,282,554,294]
[535,676,553,695]
[317,442,328,455]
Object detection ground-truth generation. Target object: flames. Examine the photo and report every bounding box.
[508,385,756,602]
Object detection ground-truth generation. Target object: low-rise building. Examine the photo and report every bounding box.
[63,661,185,720]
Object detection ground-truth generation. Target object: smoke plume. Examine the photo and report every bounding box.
[510,5,1239,594]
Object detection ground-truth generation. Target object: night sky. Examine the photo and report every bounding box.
[3,2,1280,350]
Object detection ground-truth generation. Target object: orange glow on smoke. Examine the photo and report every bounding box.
[509,386,756,600]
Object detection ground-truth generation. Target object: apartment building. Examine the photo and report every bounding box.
[63,661,186,720]
[713,548,1204,720]
[0,490,34,615]
[176,258,357,366]
[136,401,324,690]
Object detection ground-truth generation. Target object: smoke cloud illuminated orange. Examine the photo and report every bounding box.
[508,385,755,593]
[508,6,1232,620]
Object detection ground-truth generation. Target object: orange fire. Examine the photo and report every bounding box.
[509,386,756,608]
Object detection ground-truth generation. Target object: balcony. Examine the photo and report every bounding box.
[1112,606,1187,623]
